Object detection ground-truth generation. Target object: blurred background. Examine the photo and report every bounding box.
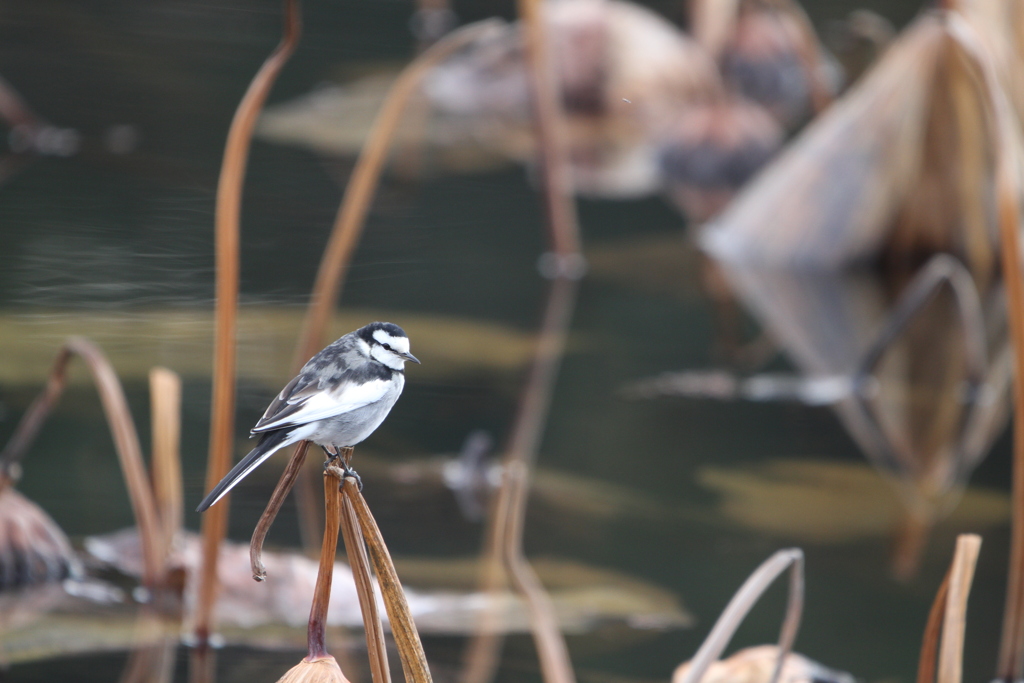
[0,0,1019,682]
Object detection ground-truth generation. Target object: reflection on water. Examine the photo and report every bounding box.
[77,527,691,636]
[0,308,539,386]
[0,0,1015,682]
[693,0,1022,582]
[697,458,1009,544]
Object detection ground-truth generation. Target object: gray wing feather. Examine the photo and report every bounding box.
[251,374,310,433]
[251,339,393,434]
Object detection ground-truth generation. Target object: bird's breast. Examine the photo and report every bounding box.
[307,375,404,447]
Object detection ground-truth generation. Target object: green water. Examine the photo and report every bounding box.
[0,1,1014,682]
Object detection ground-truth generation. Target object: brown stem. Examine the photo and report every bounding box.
[938,535,982,683]
[0,357,66,492]
[345,478,434,683]
[460,566,504,683]
[463,0,582,680]
[0,340,87,490]
[516,0,580,258]
[918,535,983,683]
[918,568,952,683]
[290,18,508,554]
[70,339,164,589]
[194,0,302,644]
[504,552,568,681]
[308,467,343,660]
[464,197,580,683]
[497,278,579,683]
[334,451,391,683]
[250,440,311,580]
[677,549,804,683]
[291,19,503,369]
[0,338,163,587]
[150,367,183,570]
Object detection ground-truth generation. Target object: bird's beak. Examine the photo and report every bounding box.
[400,351,421,364]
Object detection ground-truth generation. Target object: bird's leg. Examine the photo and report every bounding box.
[338,459,363,492]
[321,445,362,492]
[321,445,341,465]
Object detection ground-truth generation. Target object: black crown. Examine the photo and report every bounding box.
[358,321,407,343]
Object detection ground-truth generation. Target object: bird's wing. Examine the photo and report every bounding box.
[251,368,392,433]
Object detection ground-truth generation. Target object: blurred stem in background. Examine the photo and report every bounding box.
[288,19,505,556]
[675,548,804,683]
[463,0,583,682]
[118,367,184,683]
[192,0,301,652]
[916,534,981,683]
[0,338,165,588]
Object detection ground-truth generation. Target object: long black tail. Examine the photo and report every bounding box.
[196,429,291,512]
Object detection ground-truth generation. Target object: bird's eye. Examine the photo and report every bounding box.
[382,343,392,351]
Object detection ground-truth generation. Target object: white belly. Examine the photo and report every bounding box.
[304,374,404,447]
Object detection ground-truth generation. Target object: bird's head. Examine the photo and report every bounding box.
[359,322,420,370]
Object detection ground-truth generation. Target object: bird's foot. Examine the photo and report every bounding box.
[322,450,363,492]
[339,461,363,492]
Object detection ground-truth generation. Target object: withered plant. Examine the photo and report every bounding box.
[0,338,182,591]
[191,0,301,647]
[698,2,1023,579]
[673,549,804,683]
[917,534,982,683]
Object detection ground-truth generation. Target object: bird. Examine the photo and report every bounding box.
[196,322,419,512]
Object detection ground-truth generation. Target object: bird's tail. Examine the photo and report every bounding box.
[195,430,292,512]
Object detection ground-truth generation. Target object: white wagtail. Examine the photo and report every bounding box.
[196,322,419,512]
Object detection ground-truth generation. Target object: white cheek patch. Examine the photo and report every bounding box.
[372,330,411,362]
[372,346,405,370]
[373,330,409,351]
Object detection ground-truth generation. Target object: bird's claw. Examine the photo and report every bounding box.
[340,462,364,492]
[323,455,363,492]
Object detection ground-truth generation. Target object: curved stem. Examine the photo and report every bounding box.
[855,253,987,386]
[292,19,504,368]
[289,17,507,554]
[919,568,952,683]
[917,534,983,683]
[679,549,804,683]
[194,0,302,645]
[307,468,342,660]
[249,440,310,580]
[0,338,163,588]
